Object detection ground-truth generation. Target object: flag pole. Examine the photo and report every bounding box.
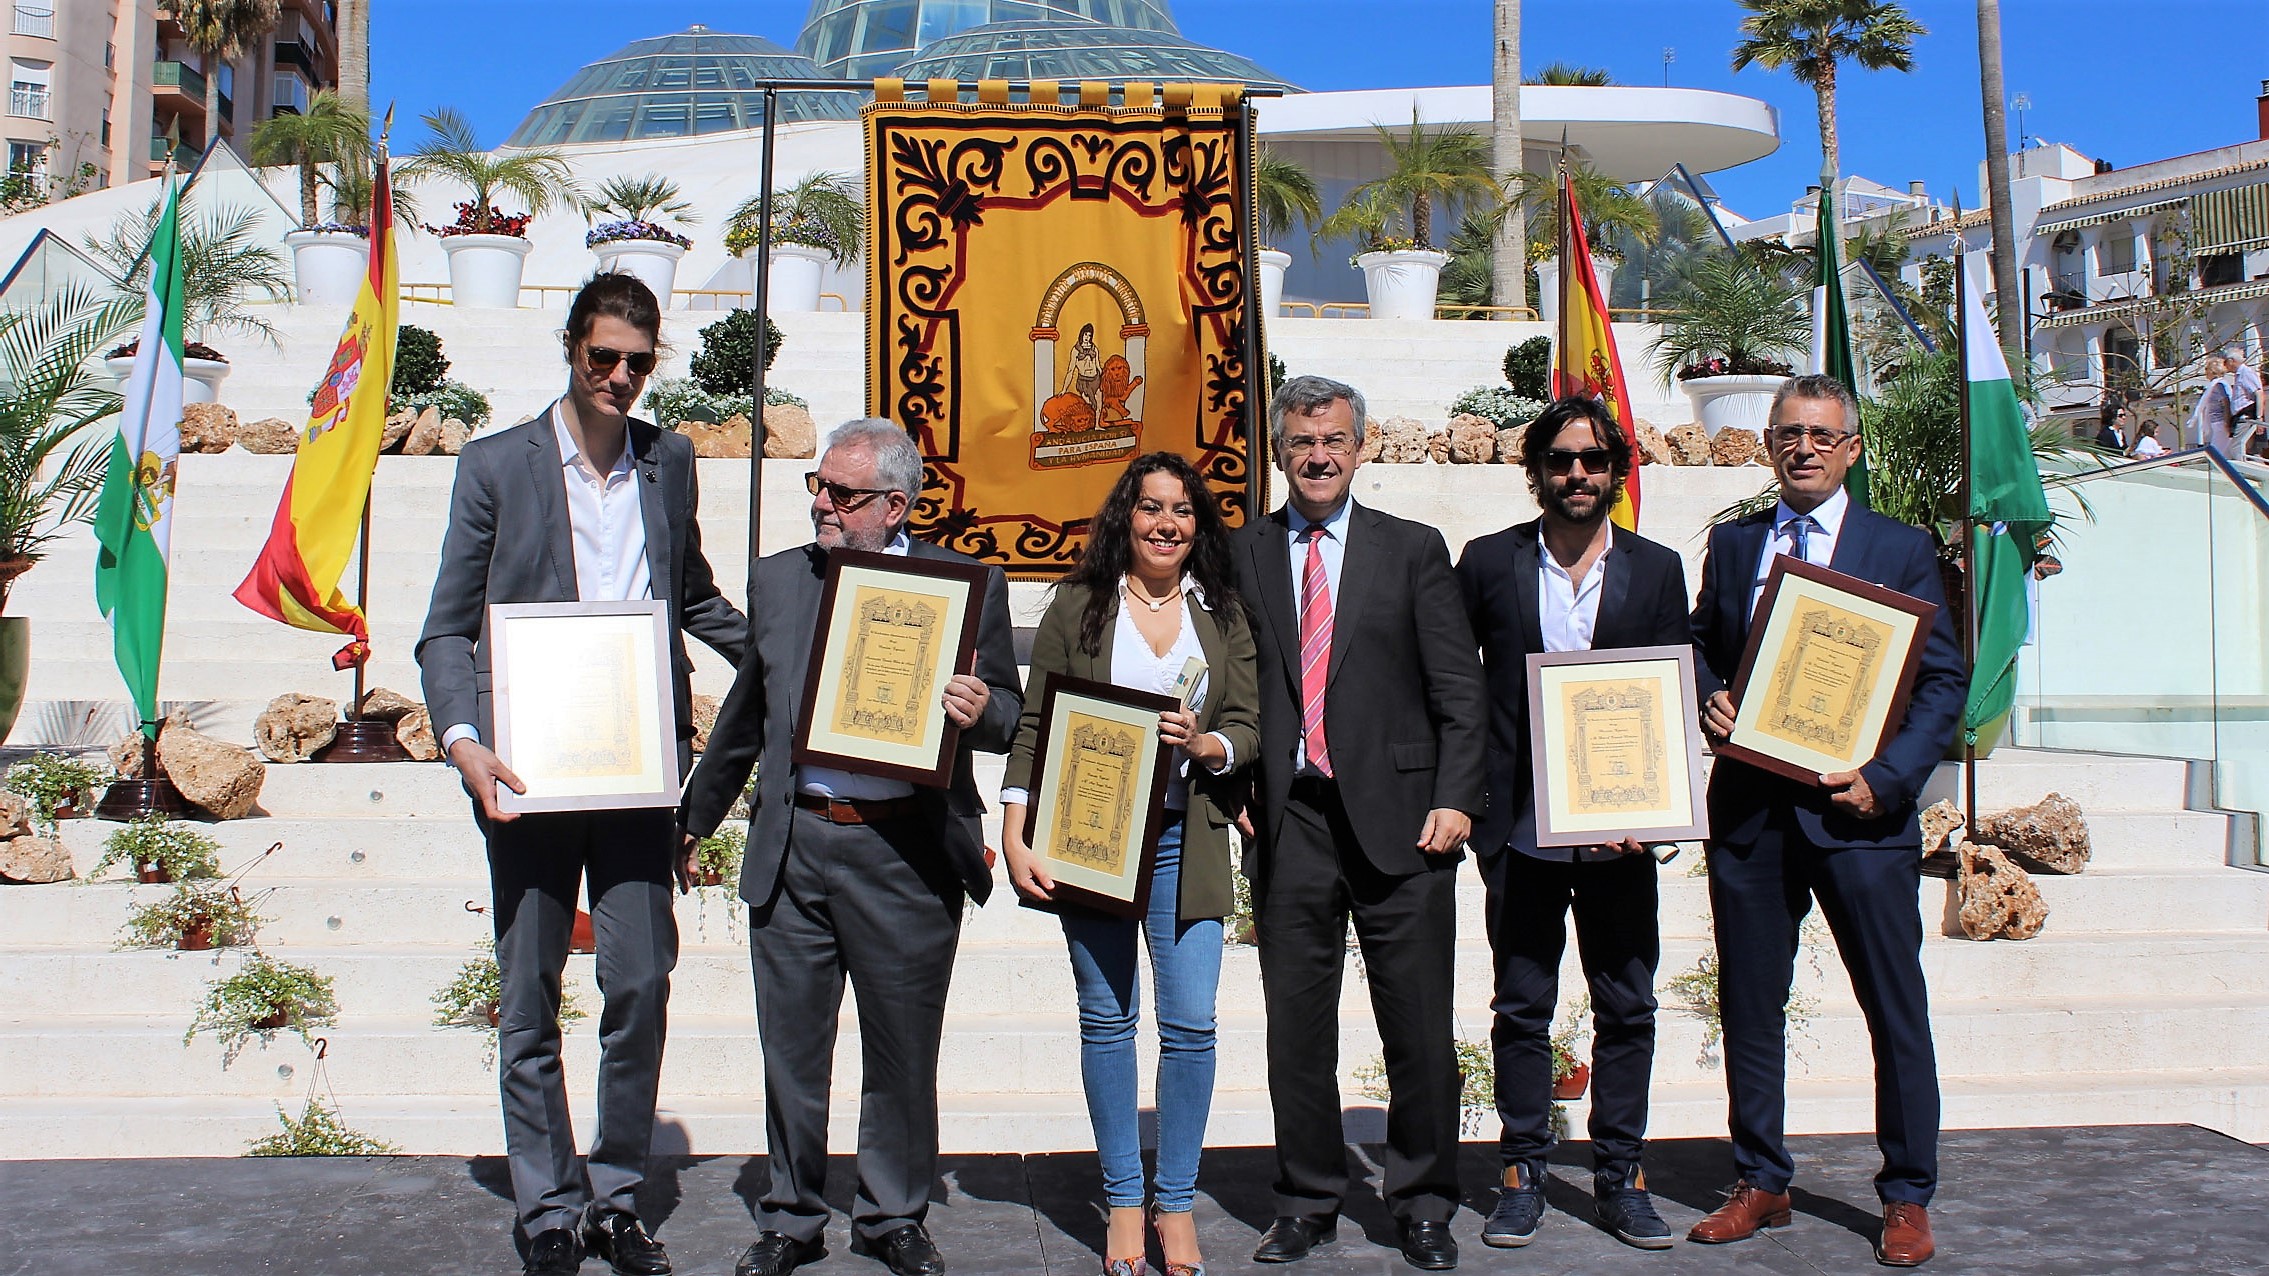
[351,109,391,722]
[1954,207,1980,845]
[1554,147,1571,398]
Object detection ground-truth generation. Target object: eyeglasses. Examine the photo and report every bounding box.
[1282,433,1355,458]
[1542,447,1614,475]
[584,346,657,377]
[1769,425,1857,450]
[806,472,895,511]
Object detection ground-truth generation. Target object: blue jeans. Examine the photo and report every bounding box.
[1060,817,1224,1211]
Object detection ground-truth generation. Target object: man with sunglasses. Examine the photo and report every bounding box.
[1685,376,1963,1268]
[419,273,747,1276]
[1453,396,1688,1253]
[679,419,1020,1276]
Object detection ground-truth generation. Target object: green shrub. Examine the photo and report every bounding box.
[1503,335,1551,399]
[391,324,449,396]
[432,947,585,1030]
[92,816,221,882]
[118,883,264,950]
[395,379,491,428]
[5,752,111,833]
[1268,352,1287,397]
[646,377,805,428]
[688,310,784,398]
[186,952,340,1055]
[244,1097,398,1156]
[693,824,745,886]
[1447,385,1549,431]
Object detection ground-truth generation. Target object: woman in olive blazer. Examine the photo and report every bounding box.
[1002,452,1259,1276]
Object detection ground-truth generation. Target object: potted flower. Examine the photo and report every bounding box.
[247,90,374,306]
[5,751,111,828]
[185,951,339,1057]
[1649,252,1808,437]
[692,824,745,889]
[245,1096,398,1156]
[584,174,699,306]
[88,192,293,402]
[118,882,264,951]
[1320,110,1497,321]
[433,944,586,1031]
[92,816,222,884]
[1551,998,1591,1100]
[400,107,580,308]
[726,170,864,314]
[1255,148,1322,319]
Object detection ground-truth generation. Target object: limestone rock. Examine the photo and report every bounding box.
[107,708,191,778]
[1665,424,1712,466]
[402,406,443,456]
[1495,427,1523,463]
[395,708,439,762]
[355,688,421,723]
[236,416,300,455]
[1977,792,2091,875]
[439,418,472,456]
[0,836,72,884]
[1446,413,1497,464]
[253,693,339,764]
[1635,420,1672,467]
[1710,427,1766,467]
[1355,427,1384,465]
[380,408,415,453]
[677,417,752,459]
[156,721,264,821]
[1424,428,1451,464]
[1371,417,1427,464]
[178,402,238,453]
[1956,839,2048,940]
[1919,798,1967,857]
[762,402,817,459]
[690,694,722,754]
[0,792,30,840]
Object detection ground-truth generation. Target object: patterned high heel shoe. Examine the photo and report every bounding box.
[1148,1206,1205,1276]
[1103,1260,1145,1276]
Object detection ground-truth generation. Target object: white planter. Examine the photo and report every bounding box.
[1681,373,1790,437]
[283,229,370,306]
[1257,248,1291,318]
[105,354,230,404]
[1534,252,1620,327]
[756,243,832,315]
[441,233,533,309]
[592,238,687,306]
[1356,248,1448,321]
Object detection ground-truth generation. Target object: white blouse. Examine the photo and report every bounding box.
[1112,580,1207,812]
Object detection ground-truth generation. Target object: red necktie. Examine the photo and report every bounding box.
[1299,525,1333,777]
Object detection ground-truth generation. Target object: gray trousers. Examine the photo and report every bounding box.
[482,805,678,1236]
[747,808,965,1242]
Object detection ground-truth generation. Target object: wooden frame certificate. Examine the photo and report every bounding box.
[1718,557,1938,785]
[1526,645,1709,847]
[488,600,680,813]
[794,549,986,788]
[1022,676,1175,918]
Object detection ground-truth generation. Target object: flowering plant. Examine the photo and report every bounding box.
[1447,385,1549,430]
[1675,354,1795,381]
[303,220,370,238]
[585,218,693,250]
[426,201,532,239]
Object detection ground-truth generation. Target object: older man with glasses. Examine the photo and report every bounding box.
[1685,376,1964,1269]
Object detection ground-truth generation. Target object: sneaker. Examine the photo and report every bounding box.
[1481,1160,1547,1248]
[1595,1167,1674,1250]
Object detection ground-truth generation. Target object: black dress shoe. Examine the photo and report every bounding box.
[1396,1219,1458,1271]
[524,1228,584,1275]
[584,1211,671,1275]
[850,1223,945,1275]
[735,1231,825,1276]
[1252,1215,1337,1263]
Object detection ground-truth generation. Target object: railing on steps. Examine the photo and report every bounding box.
[396,284,854,311]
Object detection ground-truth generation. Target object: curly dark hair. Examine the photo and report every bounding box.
[1062,452,1239,656]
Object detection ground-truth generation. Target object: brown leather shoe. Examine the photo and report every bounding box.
[1876,1202,1934,1267]
[1686,1182,1793,1244]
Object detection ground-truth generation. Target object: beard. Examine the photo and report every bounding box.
[1541,477,1615,527]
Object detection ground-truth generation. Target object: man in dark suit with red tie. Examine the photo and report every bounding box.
[1233,376,1487,1271]
[1686,375,1964,1268]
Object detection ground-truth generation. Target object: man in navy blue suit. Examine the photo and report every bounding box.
[1685,375,1963,1269]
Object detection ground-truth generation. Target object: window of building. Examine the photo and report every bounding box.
[6,140,45,174]
[12,7,55,39]
[105,42,116,70]
[2200,252,2243,288]
[101,109,111,146]
[2100,232,2137,275]
[9,61,50,121]
[274,69,307,113]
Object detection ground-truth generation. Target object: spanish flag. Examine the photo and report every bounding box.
[233,154,397,670]
[1551,167,1641,531]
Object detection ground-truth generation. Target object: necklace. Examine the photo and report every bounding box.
[1123,578,1181,613]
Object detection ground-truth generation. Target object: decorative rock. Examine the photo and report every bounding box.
[156,722,265,821]
[1977,792,2091,875]
[1424,428,1451,464]
[0,792,30,841]
[1919,798,1967,857]
[1355,427,1384,465]
[253,693,339,764]
[395,708,439,762]
[1956,839,2049,940]
[677,417,751,459]
[1446,413,1497,464]
[1710,427,1766,467]
[1665,424,1712,466]
[762,402,818,459]
[1635,420,1673,467]
[1495,427,1523,463]
[380,408,416,453]
[402,407,443,456]
[691,694,722,754]
[107,708,191,778]
[178,402,238,453]
[1376,417,1428,464]
[0,836,73,884]
[236,416,300,455]
[355,688,421,723]
[439,418,472,456]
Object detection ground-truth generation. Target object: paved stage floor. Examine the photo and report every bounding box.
[4,1125,2265,1274]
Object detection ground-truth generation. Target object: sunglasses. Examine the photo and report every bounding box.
[806,472,895,512]
[584,346,657,377]
[1542,448,1614,475]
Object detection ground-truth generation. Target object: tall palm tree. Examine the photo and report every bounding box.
[729,171,864,264]
[247,90,369,228]
[1490,0,1526,311]
[1342,109,1498,250]
[398,108,580,235]
[336,0,369,113]
[85,190,294,348]
[174,0,281,152]
[1254,148,1322,250]
[1504,160,1661,261]
[1976,0,2021,353]
[1730,0,1926,181]
[1528,62,1615,85]
[0,283,138,609]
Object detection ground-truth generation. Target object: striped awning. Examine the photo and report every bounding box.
[2194,182,2269,254]
[2034,197,2189,238]
[2036,277,2269,329]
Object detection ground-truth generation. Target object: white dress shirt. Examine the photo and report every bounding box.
[798,530,918,802]
[2232,360,2262,415]
[1539,526,1613,653]
[1750,485,1849,618]
[1285,498,1351,772]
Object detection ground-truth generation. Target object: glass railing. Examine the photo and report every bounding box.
[151,61,207,100]
[2012,445,2269,865]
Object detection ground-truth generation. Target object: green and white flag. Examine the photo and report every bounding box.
[1960,249,2051,740]
[1812,185,1867,505]
[92,180,184,739]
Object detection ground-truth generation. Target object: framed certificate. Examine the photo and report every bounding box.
[1717,557,1938,786]
[793,549,987,787]
[1526,645,1709,847]
[1021,675,1175,918]
[489,600,681,813]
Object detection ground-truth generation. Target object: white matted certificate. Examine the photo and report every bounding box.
[1525,645,1709,846]
[488,600,681,812]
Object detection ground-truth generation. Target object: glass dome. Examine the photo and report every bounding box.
[797,0,1179,81]
[891,20,1299,92]
[507,27,860,148]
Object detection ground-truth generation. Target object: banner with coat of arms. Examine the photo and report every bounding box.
[864,80,1256,578]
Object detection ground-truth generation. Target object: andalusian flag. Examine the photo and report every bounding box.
[1811,185,1868,505]
[1959,249,2050,739]
[1552,168,1641,530]
[92,179,184,739]
[233,155,397,670]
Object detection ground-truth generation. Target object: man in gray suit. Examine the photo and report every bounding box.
[679,419,1020,1276]
[418,274,746,1276]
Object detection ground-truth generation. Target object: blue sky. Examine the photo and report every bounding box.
[370,0,2265,219]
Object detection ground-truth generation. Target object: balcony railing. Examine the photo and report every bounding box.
[8,88,49,120]
[151,61,208,103]
[273,38,317,74]
[148,136,195,166]
[12,7,54,38]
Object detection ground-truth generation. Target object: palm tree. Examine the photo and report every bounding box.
[1254,149,1321,250]
[247,90,369,229]
[1528,62,1615,85]
[1438,206,1503,316]
[336,0,368,113]
[1976,0,2021,353]
[1648,251,1812,378]
[326,150,420,232]
[399,108,580,235]
[0,283,139,610]
[86,191,294,349]
[1340,109,1497,250]
[1730,0,1927,181]
[586,174,699,228]
[1504,160,1661,261]
[1606,182,1716,311]
[728,171,864,264]
[1490,0,1526,312]
[173,0,281,152]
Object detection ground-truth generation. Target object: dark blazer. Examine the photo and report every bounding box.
[1232,501,1487,878]
[1689,504,1964,849]
[1003,580,1262,919]
[679,539,1022,907]
[1455,519,1692,860]
[415,412,746,772]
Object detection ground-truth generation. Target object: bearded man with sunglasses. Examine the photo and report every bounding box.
[1453,396,1689,1253]
[418,273,747,1276]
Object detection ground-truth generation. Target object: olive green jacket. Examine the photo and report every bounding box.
[1004,580,1261,919]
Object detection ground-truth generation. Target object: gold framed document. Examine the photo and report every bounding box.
[1526,645,1709,847]
[793,549,987,788]
[488,600,681,813]
[1718,556,1938,786]
[1021,675,1175,919]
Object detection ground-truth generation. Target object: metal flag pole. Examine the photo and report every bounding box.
[1954,204,1981,846]
[1231,92,1266,522]
[744,86,779,627]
